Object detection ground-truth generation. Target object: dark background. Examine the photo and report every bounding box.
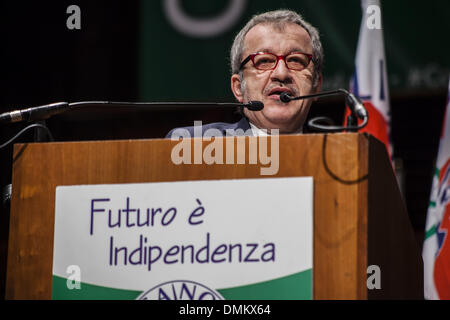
[0,0,448,299]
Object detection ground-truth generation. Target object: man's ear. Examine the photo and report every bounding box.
[231,74,244,103]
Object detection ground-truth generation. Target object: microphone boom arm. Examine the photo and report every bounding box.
[0,100,264,124]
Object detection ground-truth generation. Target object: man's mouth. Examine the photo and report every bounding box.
[267,87,294,101]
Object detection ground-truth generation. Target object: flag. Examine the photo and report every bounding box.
[346,0,392,157]
[422,78,450,300]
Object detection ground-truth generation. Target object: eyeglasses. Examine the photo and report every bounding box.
[239,52,313,71]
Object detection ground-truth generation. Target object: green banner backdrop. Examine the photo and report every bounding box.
[139,0,449,101]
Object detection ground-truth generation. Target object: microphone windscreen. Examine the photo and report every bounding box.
[279,92,292,103]
[246,101,264,111]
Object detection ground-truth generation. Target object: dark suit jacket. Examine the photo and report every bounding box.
[166,117,252,138]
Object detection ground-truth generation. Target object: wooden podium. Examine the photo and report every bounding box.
[5,133,423,299]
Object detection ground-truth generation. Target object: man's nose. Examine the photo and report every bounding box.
[270,58,292,82]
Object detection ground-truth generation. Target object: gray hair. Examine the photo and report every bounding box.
[230,9,323,88]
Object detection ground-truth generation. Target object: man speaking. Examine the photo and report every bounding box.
[168,9,323,137]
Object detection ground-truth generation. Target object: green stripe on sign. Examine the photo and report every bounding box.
[52,275,142,300]
[217,269,312,300]
[435,167,440,178]
[429,201,436,208]
[424,225,437,240]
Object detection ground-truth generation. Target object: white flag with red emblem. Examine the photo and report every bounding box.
[347,0,392,157]
[422,78,450,300]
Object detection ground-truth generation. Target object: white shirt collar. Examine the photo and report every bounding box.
[249,122,303,136]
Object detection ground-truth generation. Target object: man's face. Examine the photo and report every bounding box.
[231,23,321,133]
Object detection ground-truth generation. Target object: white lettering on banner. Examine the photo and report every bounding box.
[163,0,246,38]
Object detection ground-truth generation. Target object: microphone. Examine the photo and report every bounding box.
[0,100,264,124]
[243,100,264,111]
[280,92,294,103]
[344,92,368,120]
[279,89,369,132]
[0,102,70,124]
